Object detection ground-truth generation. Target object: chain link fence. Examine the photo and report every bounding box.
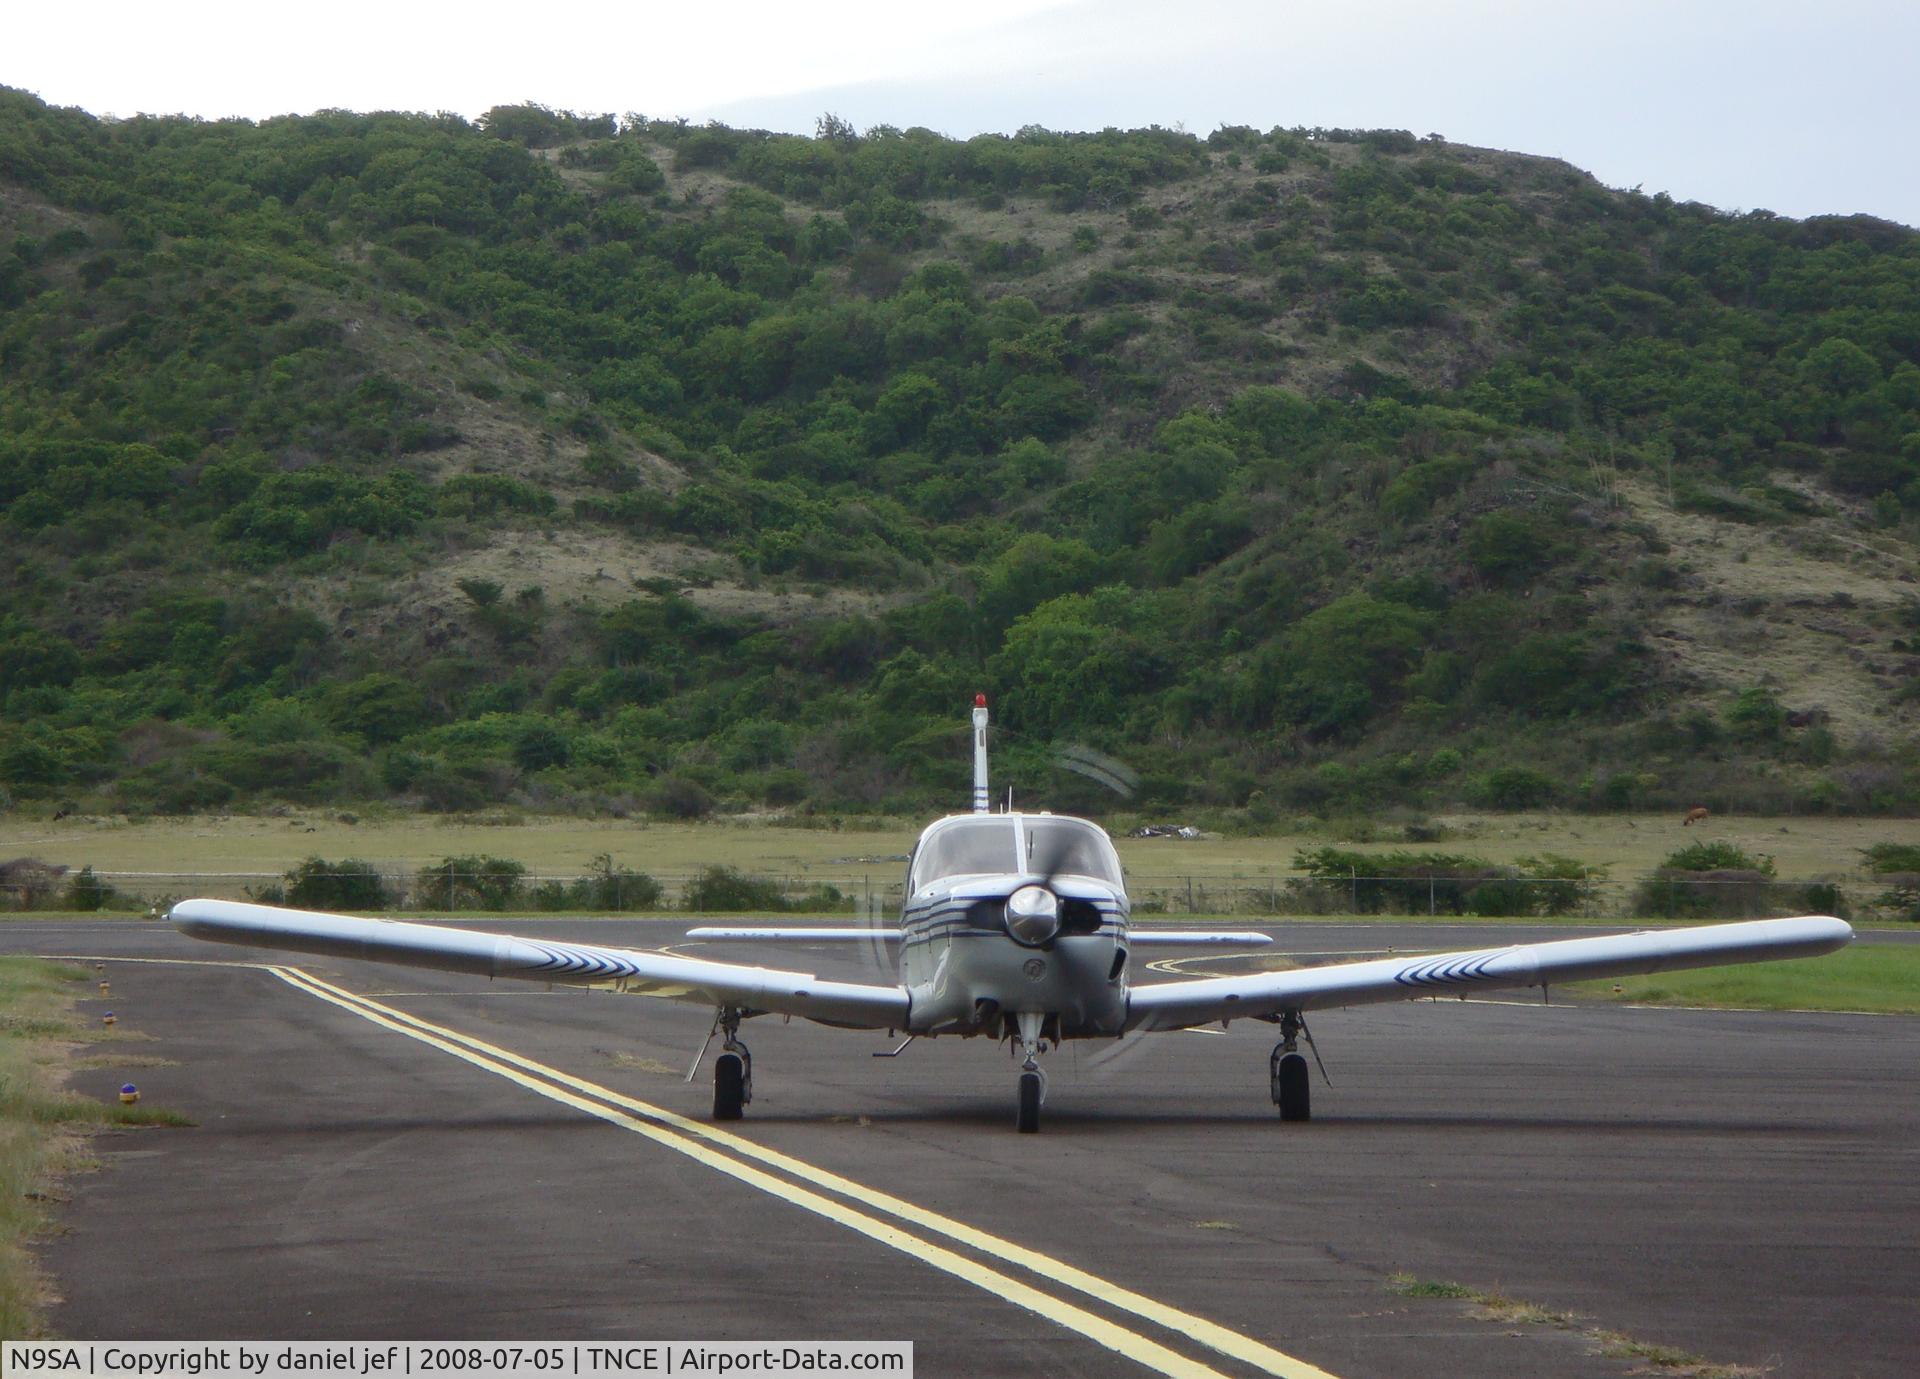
[5,865,1908,923]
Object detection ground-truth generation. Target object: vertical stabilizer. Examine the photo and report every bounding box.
[971,694,990,813]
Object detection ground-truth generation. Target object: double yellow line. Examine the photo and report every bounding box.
[270,966,1342,1379]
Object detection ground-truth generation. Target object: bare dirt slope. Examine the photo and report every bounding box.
[1616,477,1920,741]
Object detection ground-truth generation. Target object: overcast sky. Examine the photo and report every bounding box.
[9,0,1917,227]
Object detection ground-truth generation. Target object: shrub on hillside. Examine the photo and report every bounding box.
[649,776,714,819]
[1724,686,1787,742]
[1469,766,1558,809]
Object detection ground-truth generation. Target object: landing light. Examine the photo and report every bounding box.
[1006,885,1060,946]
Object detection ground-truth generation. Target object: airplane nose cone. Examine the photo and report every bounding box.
[1006,885,1060,945]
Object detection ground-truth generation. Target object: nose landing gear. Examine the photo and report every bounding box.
[1012,1010,1050,1133]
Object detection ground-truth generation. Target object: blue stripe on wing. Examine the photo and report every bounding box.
[507,941,650,981]
[1390,948,1515,989]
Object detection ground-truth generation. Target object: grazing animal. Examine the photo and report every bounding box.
[1684,807,1710,827]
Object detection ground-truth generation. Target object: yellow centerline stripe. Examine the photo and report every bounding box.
[283,967,1341,1379]
[267,967,1232,1379]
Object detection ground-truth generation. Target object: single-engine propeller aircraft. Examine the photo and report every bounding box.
[172,697,1853,1132]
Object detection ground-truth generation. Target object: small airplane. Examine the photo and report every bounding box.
[172,697,1853,1132]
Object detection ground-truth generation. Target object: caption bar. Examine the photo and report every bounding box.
[3,1346,911,1379]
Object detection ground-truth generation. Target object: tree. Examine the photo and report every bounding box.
[285,856,389,909]
[0,627,80,694]
[457,577,504,608]
[324,674,433,744]
[1725,685,1787,742]
[512,722,571,771]
[413,855,527,910]
[1464,512,1555,584]
[976,535,1111,635]
[1274,594,1431,735]
[815,112,858,146]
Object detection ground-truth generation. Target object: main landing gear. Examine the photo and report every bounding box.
[1270,1010,1313,1123]
[1012,1011,1049,1134]
[710,1008,752,1121]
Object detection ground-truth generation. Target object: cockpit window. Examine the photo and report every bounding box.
[1022,818,1123,886]
[910,816,1122,890]
[913,819,1018,888]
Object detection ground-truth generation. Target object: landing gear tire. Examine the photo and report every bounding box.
[714,1051,747,1121]
[1016,1069,1042,1134]
[1272,1050,1310,1122]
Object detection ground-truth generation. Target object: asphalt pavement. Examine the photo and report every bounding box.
[6,917,1914,1379]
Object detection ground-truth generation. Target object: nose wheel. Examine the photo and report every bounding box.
[1016,1068,1043,1133]
[1012,1010,1049,1133]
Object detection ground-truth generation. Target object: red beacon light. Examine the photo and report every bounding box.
[974,694,987,707]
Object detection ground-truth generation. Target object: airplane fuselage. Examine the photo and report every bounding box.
[897,812,1131,1039]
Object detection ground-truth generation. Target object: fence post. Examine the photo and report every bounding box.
[1428,873,1435,916]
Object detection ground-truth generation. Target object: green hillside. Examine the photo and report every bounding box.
[2,92,1917,821]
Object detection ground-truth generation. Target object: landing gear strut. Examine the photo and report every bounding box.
[1012,1011,1048,1134]
[712,1008,752,1121]
[1270,1010,1310,1122]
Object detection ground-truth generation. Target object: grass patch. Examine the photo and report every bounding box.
[1385,1273,1758,1376]
[69,1054,178,1070]
[0,955,192,1337]
[1387,1272,1568,1322]
[1565,944,1920,1014]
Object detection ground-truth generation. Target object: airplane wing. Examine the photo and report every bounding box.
[1123,916,1853,1032]
[682,927,1272,947]
[1127,931,1273,947]
[687,926,904,942]
[170,899,910,1030]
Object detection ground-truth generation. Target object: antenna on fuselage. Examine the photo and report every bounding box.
[972,694,990,814]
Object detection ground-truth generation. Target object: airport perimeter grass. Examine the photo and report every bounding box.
[0,957,190,1338]
[1562,944,1920,1014]
[1182,927,1919,1014]
[5,809,1911,885]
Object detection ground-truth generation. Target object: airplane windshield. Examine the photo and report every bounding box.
[1023,819,1123,885]
[911,817,1122,890]
[914,819,1019,887]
